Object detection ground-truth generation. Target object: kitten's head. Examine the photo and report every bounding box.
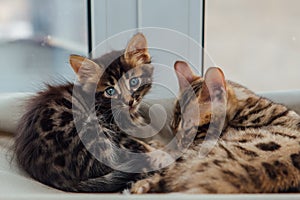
[69,33,153,116]
[172,61,227,131]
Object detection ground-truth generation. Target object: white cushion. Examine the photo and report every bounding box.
[0,92,300,199]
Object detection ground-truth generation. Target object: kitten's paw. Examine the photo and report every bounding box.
[131,174,161,194]
[131,179,151,194]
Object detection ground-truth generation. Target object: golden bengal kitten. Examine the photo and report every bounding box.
[131,61,300,194]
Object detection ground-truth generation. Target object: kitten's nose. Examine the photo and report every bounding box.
[128,99,134,107]
[123,94,134,107]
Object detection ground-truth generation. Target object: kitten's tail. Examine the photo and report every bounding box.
[62,171,139,193]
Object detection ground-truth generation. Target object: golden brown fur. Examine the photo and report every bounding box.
[131,61,300,194]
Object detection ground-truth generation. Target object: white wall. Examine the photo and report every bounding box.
[206,0,300,92]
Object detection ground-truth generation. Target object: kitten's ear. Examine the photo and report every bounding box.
[174,61,200,91]
[201,67,226,101]
[69,55,103,90]
[124,33,151,66]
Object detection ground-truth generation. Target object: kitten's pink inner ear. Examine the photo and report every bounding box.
[125,33,148,53]
[174,61,200,91]
[204,67,226,88]
[69,54,102,85]
[124,33,151,66]
[200,67,226,103]
[69,55,87,74]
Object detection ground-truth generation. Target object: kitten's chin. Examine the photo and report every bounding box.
[112,106,146,132]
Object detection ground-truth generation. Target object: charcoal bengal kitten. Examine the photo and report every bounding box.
[131,61,300,194]
[14,33,165,192]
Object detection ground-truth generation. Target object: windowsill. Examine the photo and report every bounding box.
[0,37,86,54]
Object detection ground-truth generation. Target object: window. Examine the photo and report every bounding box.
[0,0,87,92]
[205,0,300,92]
[0,0,204,96]
[90,0,204,98]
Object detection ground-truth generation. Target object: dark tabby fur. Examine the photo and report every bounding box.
[14,33,163,192]
[131,61,300,193]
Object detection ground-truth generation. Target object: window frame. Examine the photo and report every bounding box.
[86,0,205,72]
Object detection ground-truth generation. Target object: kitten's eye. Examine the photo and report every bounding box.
[129,77,140,88]
[105,87,116,96]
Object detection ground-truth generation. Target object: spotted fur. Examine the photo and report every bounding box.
[14,33,162,192]
[131,61,300,194]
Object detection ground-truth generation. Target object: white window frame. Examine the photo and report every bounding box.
[87,0,205,73]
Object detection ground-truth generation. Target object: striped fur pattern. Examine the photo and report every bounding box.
[131,61,300,194]
[14,33,160,192]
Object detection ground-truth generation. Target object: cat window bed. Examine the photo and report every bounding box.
[0,91,300,200]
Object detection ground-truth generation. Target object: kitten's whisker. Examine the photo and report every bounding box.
[110,109,123,126]
[140,101,151,108]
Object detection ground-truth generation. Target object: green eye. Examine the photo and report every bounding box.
[105,87,116,96]
[129,77,140,87]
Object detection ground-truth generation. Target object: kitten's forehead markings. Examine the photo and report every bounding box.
[110,77,121,94]
[134,68,144,77]
[104,76,121,94]
[130,70,136,77]
[119,74,133,91]
[108,77,116,86]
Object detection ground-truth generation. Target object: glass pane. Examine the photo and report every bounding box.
[205,0,300,92]
[0,0,88,92]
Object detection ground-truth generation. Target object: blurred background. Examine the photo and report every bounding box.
[0,0,299,93]
[205,0,300,92]
[0,0,87,92]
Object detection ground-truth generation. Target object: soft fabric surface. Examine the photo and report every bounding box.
[0,91,300,199]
